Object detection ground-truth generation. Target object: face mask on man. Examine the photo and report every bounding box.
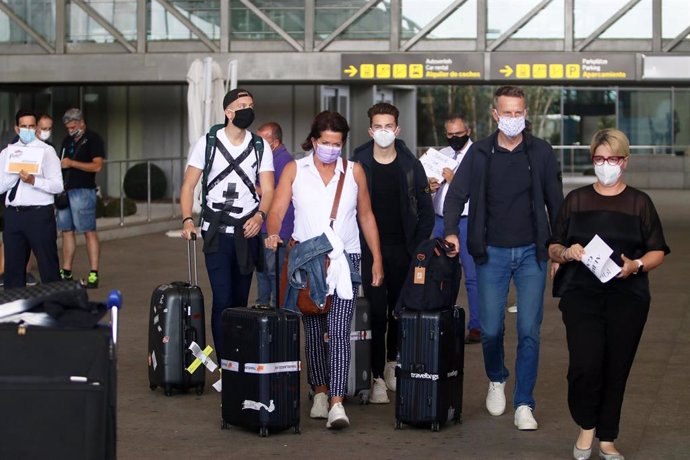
[314,143,341,164]
[18,127,36,144]
[230,107,255,129]
[372,128,396,148]
[38,129,51,141]
[448,134,470,152]
[594,162,622,186]
[497,116,525,138]
[69,128,83,138]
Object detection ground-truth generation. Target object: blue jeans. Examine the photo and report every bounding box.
[433,215,480,330]
[255,232,286,306]
[475,244,546,409]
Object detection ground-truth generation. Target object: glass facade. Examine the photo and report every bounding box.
[68,0,137,43]
[401,0,477,40]
[150,0,220,41]
[231,0,301,40]
[315,0,390,40]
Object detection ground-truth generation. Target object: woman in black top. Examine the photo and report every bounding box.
[548,129,670,460]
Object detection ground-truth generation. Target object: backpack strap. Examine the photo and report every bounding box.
[200,123,225,225]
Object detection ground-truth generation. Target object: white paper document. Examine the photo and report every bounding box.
[5,145,44,175]
[419,148,459,183]
[582,234,621,283]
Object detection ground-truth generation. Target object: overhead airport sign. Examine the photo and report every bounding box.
[642,55,690,80]
[490,53,636,81]
[341,53,484,81]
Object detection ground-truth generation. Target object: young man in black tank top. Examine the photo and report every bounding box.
[351,103,434,404]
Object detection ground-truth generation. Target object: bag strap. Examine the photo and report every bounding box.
[329,158,348,229]
[200,123,226,225]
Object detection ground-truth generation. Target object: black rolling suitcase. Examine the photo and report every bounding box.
[220,244,301,437]
[148,234,206,396]
[395,306,465,432]
[0,286,122,460]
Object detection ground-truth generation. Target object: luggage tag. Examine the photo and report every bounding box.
[414,253,426,284]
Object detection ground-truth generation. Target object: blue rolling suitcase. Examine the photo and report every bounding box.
[395,306,465,431]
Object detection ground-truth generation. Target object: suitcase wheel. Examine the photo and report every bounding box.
[431,422,440,432]
[292,423,300,434]
[164,385,173,397]
[195,384,204,396]
[395,419,402,430]
[359,389,370,405]
[259,427,268,438]
[149,384,157,391]
[221,420,230,430]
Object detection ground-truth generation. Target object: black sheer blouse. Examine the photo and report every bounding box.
[549,185,670,300]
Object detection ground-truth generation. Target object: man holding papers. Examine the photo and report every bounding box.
[425,114,480,345]
[0,109,63,289]
[548,129,670,460]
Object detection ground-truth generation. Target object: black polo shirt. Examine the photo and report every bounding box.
[59,129,105,190]
[486,139,535,248]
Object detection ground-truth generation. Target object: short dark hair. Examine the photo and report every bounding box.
[301,111,349,151]
[258,122,283,143]
[15,109,36,126]
[493,86,525,107]
[37,113,53,122]
[367,102,399,125]
[445,114,471,130]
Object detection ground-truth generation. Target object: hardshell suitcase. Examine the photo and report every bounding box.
[220,306,301,437]
[148,235,206,396]
[346,296,372,402]
[0,290,121,460]
[395,306,464,432]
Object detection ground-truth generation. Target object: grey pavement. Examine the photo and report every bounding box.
[76,188,690,460]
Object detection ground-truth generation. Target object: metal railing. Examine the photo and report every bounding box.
[102,156,186,227]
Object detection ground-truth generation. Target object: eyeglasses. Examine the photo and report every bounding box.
[592,156,626,166]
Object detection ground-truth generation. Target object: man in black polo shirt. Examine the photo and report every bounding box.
[444,86,563,431]
[57,108,105,288]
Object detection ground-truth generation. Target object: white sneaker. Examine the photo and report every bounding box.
[486,381,506,416]
[383,361,397,392]
[369,377,390,404]
[310,392,329,419]
[514,405,538,430]
[326,402,350,429]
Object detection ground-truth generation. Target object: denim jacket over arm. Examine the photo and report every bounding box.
[284,233,362,313]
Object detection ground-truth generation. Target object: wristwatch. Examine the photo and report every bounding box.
[634,259,644,274]
[256,210,266,222]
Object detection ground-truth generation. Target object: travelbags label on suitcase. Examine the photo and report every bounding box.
[395,306,465,432]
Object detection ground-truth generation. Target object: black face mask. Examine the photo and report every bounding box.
[448,134,469,152]
[231,107,255,129]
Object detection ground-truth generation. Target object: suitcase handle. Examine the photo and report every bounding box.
[275,241,283,310]
[107,290,122,347]
[187,233,198,286]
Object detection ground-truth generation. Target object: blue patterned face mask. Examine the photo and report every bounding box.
[18,127,36,144]
[497,116,525,138]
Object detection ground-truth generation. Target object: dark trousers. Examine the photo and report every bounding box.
[204,233,256,358]
[3,205,60,289]
[362,242,409,378]
[560,289,650,441]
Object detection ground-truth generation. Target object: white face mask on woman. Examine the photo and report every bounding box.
[594,162,622,186]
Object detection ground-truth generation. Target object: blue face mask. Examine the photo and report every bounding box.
[18,128,36,144]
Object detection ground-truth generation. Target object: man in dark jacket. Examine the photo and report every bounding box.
[444,86,564,431]
[351,102,434,404]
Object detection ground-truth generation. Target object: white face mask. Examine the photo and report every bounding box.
[497,116,525,138]
[594,162,622,186]
[372,129,396,148]
[38,129,51,141]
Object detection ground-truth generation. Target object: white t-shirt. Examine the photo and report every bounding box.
[187,129,274,233]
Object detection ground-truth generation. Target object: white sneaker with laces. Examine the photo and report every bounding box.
[369,377,390,404]
[383,361,397,392]
[310,392,329,419]
[486,381,506,416]
[514,405,538,430]
[326,402,350,429]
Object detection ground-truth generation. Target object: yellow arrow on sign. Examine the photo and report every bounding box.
[344,65,358,77]
[499,65,513,77]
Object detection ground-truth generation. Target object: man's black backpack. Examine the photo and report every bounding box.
[394,238,462,315]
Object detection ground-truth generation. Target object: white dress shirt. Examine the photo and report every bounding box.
[433,139,473,217]
[0,139,63,206]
